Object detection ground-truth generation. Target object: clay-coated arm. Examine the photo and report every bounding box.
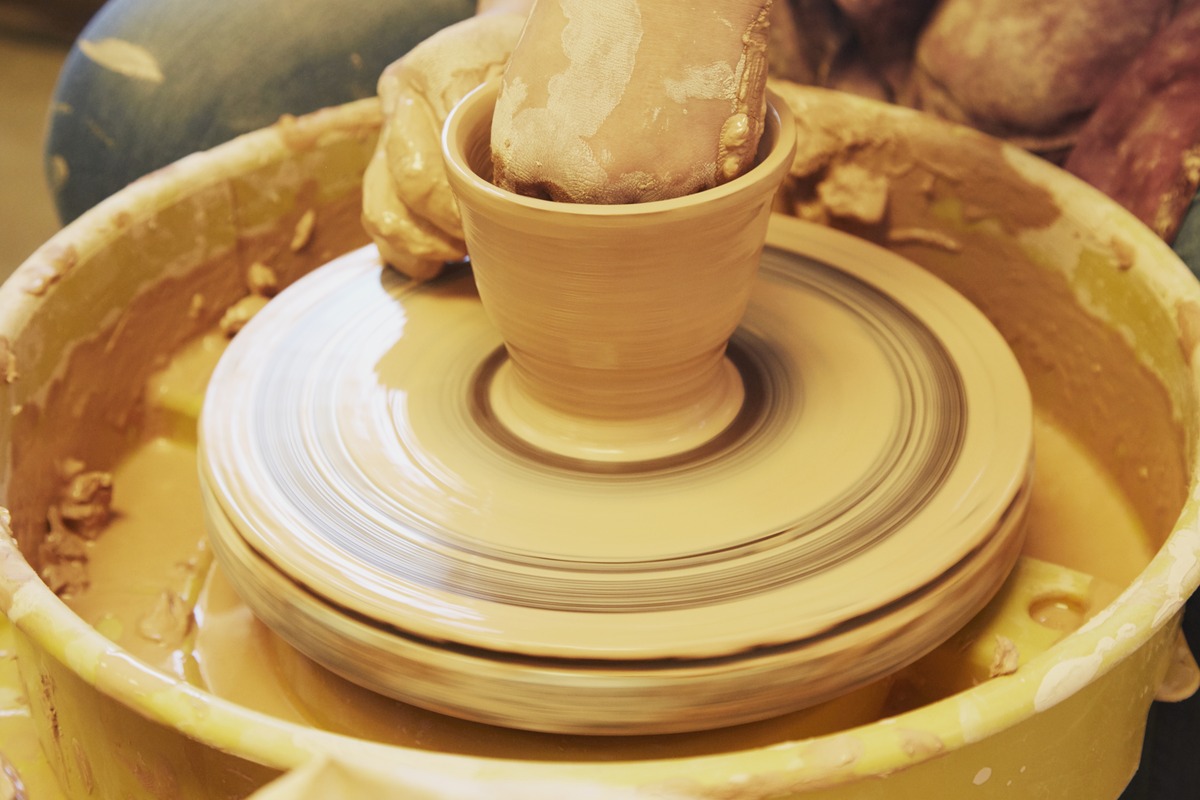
[491,0,773,203]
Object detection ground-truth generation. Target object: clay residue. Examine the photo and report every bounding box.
[37,459,114,596]
[1033,622,1137,712]
[219,295,269,338]
[290,209,317,252]
[817,162,889,225]
[716,2,771,183]
[246,263,280,298]
[6,184,367,564]
[886,227,962,252]
[275,114,322,154]
[1157,628,1200,702]
[770,83,1186,544]
[187,293,206,320]
[771,80,1063,237]
[0,338,18,385]
[57,462,114,538]
[1109,236,1135,272]
[38,511,89,597]
[988,635,1019,677]
[1176,299,1200,364]
[20,244,78,297]
[137,589,191,646]
[77,38,165,84]
[897,727,945,759]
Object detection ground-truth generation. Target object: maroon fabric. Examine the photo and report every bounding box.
[833,0,937,66]
[913,0,1172,140]
[1066,5,1200,243]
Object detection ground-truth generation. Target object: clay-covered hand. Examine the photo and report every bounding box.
[362,12,525,280]
[491,0,772,203]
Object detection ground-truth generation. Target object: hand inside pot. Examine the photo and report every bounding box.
[491,0,772,204]
[364,0,772,278]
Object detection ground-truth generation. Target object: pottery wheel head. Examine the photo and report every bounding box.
[198,216,1033,735]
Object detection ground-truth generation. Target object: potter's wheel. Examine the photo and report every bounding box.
[199,216,1032,734]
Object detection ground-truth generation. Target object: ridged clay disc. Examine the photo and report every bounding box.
[199,214,1032,733]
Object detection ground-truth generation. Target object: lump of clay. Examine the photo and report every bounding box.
[491,0,772,203]
[1065,5,1200,244]
[911,0,1173,153]
[59,467,114,539]
[39,509,89,597]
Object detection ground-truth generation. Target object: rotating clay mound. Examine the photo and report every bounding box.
[200,225,1033,733]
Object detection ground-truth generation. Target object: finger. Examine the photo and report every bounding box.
[362,148,465,280]
[384,88,464,239]
[383,14,523,237]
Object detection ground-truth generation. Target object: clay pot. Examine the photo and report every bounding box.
[442,82,796,458]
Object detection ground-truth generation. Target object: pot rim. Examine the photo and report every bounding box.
[0,88,1195,790]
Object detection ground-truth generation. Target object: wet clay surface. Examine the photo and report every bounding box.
[61,391,1147,761]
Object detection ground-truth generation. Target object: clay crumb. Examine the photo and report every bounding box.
[989,635,1019,677]
[290,209,317,252]
[41,559,89,597]
[246,262,280,297]
[137,590,191,645]
[789,140,837,179]
[103,311,131,355]
[276,113,320,152]
[21,253,72,296]
[58,458,85,481]
[792,196,830,225]
[0,338,18,384]
[887,227,963,253]
[39,508,90,597]
[817,163,889,225]
[77,38,165,84]
[49,154,69,190]
[188,293,205,319]
[918,172,937,198]
[20,244,78,297]
[962,203,992,224]
[1109,236,1135,272]
[59,469,114,539]
[219,295,270,338]
[1176,299,1200,363]
[42,509,88,560]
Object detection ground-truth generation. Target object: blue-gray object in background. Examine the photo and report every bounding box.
[44,0,473,223]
